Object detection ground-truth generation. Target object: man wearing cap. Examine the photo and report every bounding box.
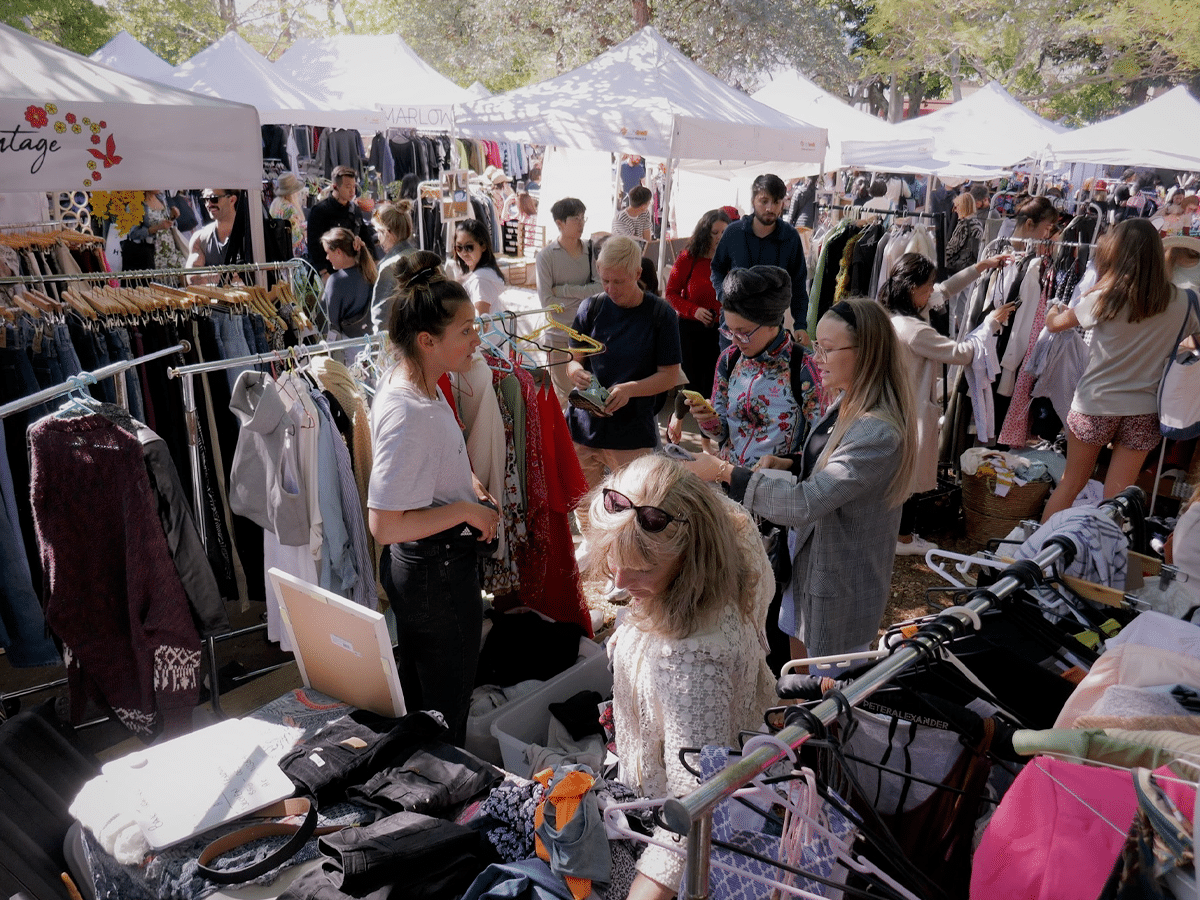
[308,165,374,281]
[710,173,809,346]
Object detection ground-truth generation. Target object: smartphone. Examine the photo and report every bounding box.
[680,389,715,415]
[661,443,696,461]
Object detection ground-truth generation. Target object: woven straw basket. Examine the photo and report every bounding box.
[962,472,1050,545]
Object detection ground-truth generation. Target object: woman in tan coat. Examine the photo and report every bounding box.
[880,252,1014,555]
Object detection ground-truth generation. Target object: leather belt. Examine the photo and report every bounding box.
[196,797,342,884]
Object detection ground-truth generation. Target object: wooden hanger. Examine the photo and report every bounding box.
[61,288,98,319]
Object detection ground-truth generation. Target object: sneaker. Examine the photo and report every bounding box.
[896,534,938,556]
[568,377,612,417]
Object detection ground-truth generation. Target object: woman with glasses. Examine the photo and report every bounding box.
[687,297,916,662]
[583,454,776,900]
[450,218,505,317]
[675,266,823,462]
[367,251,500,747]
[878,252,1013,555]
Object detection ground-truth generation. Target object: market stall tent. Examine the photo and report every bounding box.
[170,32,338,126]
[751,69,895,171]
[454,27,825,167]
[88,30,175,85]
[1042,85,1200,171]
[889,80,1067,170]
[275,34,473,131]
[0,22,262,192]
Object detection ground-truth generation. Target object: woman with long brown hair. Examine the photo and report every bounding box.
[1041,217,1197,519]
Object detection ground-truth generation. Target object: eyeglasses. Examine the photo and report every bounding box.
[568,214,587,223]
[454,243,478,252]
[202,194,227,204]
[602,488,687,533]
[812,342,857,361]
[718,322,766,345]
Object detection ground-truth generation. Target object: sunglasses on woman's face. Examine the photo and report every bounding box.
[602,488,686,533]
[455,242,478,253]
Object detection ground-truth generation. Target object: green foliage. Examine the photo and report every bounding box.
[108,0,228,64]
[2,0,117,56]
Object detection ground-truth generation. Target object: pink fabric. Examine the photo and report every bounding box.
[997,259,1054,446]
[970,757,1194,900]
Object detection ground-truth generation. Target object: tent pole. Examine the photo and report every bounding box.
[248,187,267,288]
[658,118,681,285]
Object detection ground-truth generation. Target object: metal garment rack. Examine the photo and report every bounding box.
[166,304,562,717]
[0,342,191,722]
[814,202,948,278]
[0,258,306,288]
[662,489,1144,900]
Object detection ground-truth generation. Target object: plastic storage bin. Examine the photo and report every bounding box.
[465,637,600,767]
[491,648,614,777]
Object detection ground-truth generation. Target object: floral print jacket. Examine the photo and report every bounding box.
[702,330,824,466]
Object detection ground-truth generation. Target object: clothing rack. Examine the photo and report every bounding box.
[815,202,947,278]
[0,259,305,287]
[0,341,192,723]
[0,341,189,420]
[167,306,563,716]
[0,220,68,233]
[661,488,1144,898]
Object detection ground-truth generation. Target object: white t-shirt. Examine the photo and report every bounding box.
[1071,285,1193,417]
[459,266,505,312]
[611,208,652,239]
[368,372,476,512]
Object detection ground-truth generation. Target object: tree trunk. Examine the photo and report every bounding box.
[632,0,650,28]
[904,72,926,120]
[950,50,962,102]
[887,72,902,123]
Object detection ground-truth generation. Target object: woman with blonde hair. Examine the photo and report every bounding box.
[369,199,416,332]
[945,190,984,275]
[585,454,775,900]
[1041,217,1197,519]
[688,296,916,659]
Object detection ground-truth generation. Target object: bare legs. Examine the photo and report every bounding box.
[1041,432,1152,522]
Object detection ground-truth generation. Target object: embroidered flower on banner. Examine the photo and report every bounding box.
[23,100,124,187]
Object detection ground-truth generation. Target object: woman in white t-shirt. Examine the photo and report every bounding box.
[1041,218,1197,520]
[451,218,506,316]
[367,251,500,746]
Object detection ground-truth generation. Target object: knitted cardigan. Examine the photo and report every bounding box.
[30,414,201,736]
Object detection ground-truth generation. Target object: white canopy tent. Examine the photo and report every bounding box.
[454,27,825,166]
[88,30,175,85]
[888,80,1066,171]
[751,69,895,171]
[276,34,473,131]
[170,32,338,126]
[454,27,826,272]
[1042,85,1200,171]
[0,23,264,254]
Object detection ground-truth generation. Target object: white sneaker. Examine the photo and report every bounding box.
[895,534,938,556]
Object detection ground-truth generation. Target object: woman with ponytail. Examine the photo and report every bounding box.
[367,251,500,745]
[320,225,378,338]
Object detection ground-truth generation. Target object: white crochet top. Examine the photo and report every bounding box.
[608,503,777,890]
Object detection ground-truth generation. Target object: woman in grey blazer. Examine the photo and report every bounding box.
[688,297,916,661]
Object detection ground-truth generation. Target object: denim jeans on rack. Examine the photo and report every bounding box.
[53,322,82,379]
[249,313,269,354]
[103,325,144,423]
[30,332,65,393]
[0,423,60,667]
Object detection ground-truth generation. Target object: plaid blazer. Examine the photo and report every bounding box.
[742,409,903,656]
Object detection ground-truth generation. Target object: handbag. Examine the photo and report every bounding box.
[1157,287,1200,439]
